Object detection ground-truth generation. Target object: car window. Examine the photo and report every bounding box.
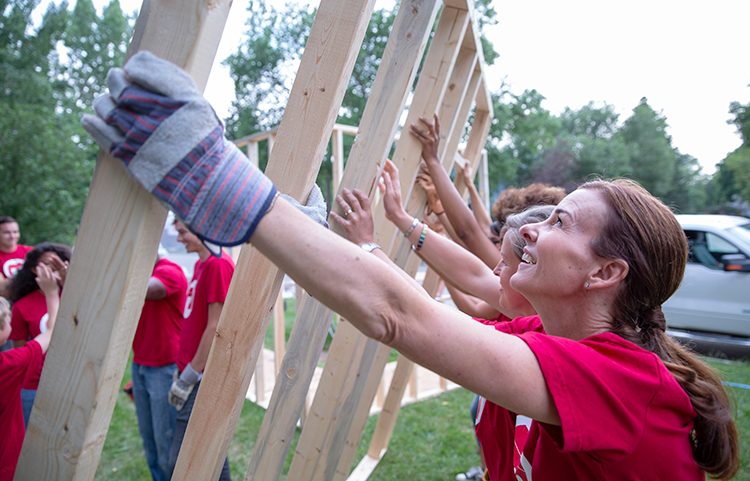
[728,222,750,248]
[684,230,724,269]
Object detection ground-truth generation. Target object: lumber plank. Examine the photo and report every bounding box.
[170,1,380,479]
[289,7,471,481]
[14,1,232,479]
[249,1,442,479]
[273,291,285,374]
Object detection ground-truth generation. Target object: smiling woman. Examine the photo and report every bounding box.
[82,53,740,481]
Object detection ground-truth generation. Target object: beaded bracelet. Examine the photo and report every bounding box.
[403,217,419,237]
[413,224,428,251]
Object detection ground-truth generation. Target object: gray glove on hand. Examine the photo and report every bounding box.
[82,51,276,252]
[168,363,200,411]
[81,51,328,253]
[280,183,328,228]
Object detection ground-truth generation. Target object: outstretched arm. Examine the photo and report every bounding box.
[252,195,559,425]
[410,114,500,269]
[380,160,503,311]
[80,51,559,426]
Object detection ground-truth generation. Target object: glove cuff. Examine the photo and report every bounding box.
[180,363,201,385]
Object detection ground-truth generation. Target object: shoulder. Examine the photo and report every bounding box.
[13,290,44,310]
[204,252,235,273]
[154,258,187,282]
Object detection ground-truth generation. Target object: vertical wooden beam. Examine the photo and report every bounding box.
[170,1,380,480]
[332,128,345,195]
[273,291,285,374]
[247,141,259,168]
[288,8,471,481]
[255,1,442,479]
[15,1,232,480]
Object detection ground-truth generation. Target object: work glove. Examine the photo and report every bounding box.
[168,363,200,411]
[82,51,278,253]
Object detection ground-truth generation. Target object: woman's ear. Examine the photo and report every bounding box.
[588,258,628,289]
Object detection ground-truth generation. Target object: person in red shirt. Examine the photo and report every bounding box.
[0,263,59,480]
[131,254,187,481]
[0,216,32,302]
[167,220,234,480]
[81,57,739,481]
[7,242,70,427]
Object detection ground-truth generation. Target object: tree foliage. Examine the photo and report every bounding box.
[0,0,131,246]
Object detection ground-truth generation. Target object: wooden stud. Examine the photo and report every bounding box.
[170,1,380,479]
[15,1,233,479]
[273,290,286,375]
[250,1,443,479]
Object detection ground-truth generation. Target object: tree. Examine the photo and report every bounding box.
[0,0,131,246]
[486,89,560,190]
[618,98,676,199]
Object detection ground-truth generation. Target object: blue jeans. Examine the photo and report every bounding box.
[168,380,231,480]
[132,362,178,481]
[21,389,36,428]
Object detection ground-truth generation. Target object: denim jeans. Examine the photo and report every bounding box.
[131,361,178,481]
[168,380,231,480]
[21,389,36,428]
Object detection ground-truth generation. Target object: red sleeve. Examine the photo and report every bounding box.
[9,302,30,342]
[519,332,663,455]
[153,260,188,297]
[491,315,544,335]
[0,340,43,390]
[205,256,234,305]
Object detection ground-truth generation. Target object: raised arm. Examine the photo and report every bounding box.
[379,160,503,311]
[32,263,60,353]
[410,114,500,268]
[80,51,559,426]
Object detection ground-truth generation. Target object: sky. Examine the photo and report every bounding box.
[76,0,750,174]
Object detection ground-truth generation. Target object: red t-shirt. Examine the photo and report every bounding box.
[476,316,704,481]
[0,245,32,279]
[176,252,234,372]
[132,258,188,367]
[9,290,53,390]
[0,340,43,480]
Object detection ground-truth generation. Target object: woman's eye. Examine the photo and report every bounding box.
[554,216,563,226]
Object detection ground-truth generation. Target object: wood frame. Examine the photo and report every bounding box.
[14,0,492,479]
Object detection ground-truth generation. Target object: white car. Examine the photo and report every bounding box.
[663,215,750,341]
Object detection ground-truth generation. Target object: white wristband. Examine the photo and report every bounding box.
[403,217,419,237]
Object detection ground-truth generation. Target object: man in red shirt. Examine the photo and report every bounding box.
[167,220,234,480]
[132,254,187,481]
[0,216,32,301]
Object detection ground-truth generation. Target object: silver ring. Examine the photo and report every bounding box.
[344,209,353,217]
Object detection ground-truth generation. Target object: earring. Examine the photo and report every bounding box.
[584,282,590,289]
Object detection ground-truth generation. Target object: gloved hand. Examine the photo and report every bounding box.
[168,363,200,411]
[280,183,328,228]
[82,51,277,250]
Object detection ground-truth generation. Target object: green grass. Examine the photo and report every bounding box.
[95,348,750,480]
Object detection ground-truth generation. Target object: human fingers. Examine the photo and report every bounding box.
[335,193,354,219]
[433,113,440,137]
[351,188,372,212]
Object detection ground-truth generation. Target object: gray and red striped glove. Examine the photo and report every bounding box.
[82,51,277,252]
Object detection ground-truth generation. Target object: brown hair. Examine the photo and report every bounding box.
[491,183,566,225]
[0,297,9,330]
[580,178,738,480]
